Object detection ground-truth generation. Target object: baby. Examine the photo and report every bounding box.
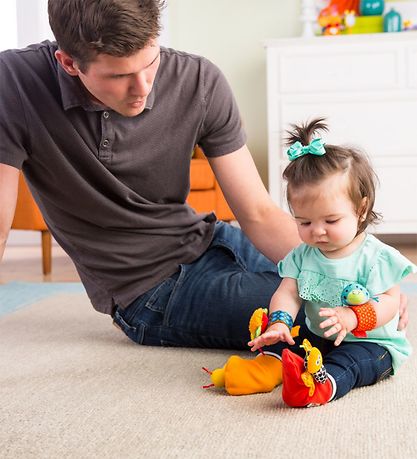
[248,118,416,407]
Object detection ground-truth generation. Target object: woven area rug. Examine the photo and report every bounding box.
[0,285,416,458]
[0,281,85,317]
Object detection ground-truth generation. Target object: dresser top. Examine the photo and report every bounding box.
[264,31,417,48]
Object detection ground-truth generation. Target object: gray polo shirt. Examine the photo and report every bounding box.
[0,41,246,314]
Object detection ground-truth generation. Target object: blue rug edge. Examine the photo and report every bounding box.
[1,280,416,319]
[0,281,86,317]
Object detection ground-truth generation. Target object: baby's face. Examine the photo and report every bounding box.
[290,173,363,258]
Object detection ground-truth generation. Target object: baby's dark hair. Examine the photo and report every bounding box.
[283,118,381,234]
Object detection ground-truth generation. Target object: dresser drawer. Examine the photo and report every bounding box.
[373,157,417,234]
[278,93,417,159]
[274,45,403,94]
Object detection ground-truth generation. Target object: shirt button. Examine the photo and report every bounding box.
[102,139,110,147]
[103,111,110,119]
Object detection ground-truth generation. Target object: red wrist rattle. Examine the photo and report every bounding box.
[350,303,377,338]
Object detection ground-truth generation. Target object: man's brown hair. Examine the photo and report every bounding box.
[48,0,165,71]
[283,118,381,234]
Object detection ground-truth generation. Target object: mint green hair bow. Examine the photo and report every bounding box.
[287,138,326,161]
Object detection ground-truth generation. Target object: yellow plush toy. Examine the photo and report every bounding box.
[202,308,299,395]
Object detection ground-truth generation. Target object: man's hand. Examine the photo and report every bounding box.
[398,293,409,331]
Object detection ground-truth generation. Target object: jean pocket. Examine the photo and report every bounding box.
[113,309,146,344]
[144,276,178,313]
[114,274,180,345]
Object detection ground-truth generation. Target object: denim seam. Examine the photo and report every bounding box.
[114,311,137,332]
[377,350,393,380]
[378,367,392,381]
[377,350,389,361]
[144,278,173,313]
[163,265,186,327]
[158,324,245,348]
[210,237,248,271]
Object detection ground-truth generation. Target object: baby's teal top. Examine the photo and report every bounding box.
[278,234,416,373]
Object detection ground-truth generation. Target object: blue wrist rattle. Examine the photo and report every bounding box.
[341,283,369,306]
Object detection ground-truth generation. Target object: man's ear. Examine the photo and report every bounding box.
[55,49,80,76]
[358,197,368,222]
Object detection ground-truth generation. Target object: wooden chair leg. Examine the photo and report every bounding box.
[41,230,52,275]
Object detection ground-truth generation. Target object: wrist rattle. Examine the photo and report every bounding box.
[341,283,377,338]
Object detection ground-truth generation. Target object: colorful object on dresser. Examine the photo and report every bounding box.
[321,0,360,15]
[318,1,360,35]
[202,308,300,395]
[359,0,384,16]
[341,283,378,338]
[384,8,402,33]
[282,340,333,408]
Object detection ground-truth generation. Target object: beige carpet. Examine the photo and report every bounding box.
[1,292,416,459]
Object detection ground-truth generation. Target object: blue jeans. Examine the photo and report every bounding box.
[113,221,285,349]
[268,323,393,400]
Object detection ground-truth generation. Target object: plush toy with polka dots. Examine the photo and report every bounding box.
[341,283,378,338]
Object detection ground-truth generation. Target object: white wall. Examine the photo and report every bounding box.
[0,0,18,50]
[167,0,300,183]
[15,0,54,47]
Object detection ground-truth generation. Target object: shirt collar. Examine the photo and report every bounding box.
[57,62,156,112]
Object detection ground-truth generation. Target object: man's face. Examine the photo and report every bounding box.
[58,41,160,117]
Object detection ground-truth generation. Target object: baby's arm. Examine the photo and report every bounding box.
[319,284,401,346]
[248,277,302,352]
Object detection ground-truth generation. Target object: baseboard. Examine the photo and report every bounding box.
[7,230,57,246]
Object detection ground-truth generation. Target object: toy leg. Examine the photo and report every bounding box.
[205,353,283,395]
[223,353,283,395]
[281,348,334,407]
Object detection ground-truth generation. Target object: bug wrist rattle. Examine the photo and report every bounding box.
[341,283,378,338]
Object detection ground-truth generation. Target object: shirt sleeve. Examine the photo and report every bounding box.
[366,246,417,295]
[0,54,29,169]
[197,58,246,157]
[277,245,304,279]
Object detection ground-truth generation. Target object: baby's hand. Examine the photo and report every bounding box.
[319,307,357,346]
[248,322,295,352]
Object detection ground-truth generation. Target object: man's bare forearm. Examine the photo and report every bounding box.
[239,204,301,264]
[0,240,6,262]
[0,164,20,262]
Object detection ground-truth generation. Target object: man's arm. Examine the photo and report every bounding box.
[0,164,20,261]
[208,145,300,263]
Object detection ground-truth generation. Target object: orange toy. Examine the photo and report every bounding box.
[319,0,359,35]
[321,0,360,15]
[202,308,300,395]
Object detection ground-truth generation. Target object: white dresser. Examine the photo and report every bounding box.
[265,32,417,234]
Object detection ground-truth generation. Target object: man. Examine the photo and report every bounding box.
[0,0,408,395]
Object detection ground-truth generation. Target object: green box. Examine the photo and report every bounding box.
[344,15,384,34]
